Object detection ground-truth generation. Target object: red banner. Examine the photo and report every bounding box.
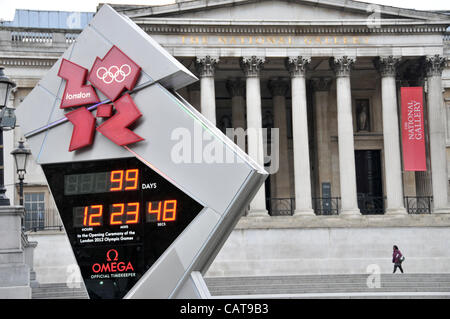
[401,87,427,171]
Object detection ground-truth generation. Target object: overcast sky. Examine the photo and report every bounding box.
[0,0,449,21]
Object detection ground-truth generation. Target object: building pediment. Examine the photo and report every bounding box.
[109,0,449,22]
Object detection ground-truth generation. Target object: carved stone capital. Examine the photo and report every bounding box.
[286,56,311,77]
[195,56,219,77]
[226,79,246,97]
[425,55,446,77]
[374,56,401,77]
[268,79,290,97]
[330,56,356,77]
[311,77,333,92]
[240,56,265,78]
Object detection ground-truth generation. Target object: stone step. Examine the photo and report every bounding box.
[209,288,450,296]
[32,286,86,291]
[32,282,89,299]
[209,282,450,287]
[31,274,450,299]
[213,292,450,299]
[207,283,450,290]
[206,279,450,287]
[205,274,450,297]
[205,276,450,282]
[31,292,87,297]
[210,290,450,296]
[206,279,450,285]
[32,294,88,299]
[32,296,87,299]
[206,274,450,281]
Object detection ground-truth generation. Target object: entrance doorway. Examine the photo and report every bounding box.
[355,150,384,214]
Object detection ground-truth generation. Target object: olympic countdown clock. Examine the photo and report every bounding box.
[43,158,204,298]
[16,5,267,299]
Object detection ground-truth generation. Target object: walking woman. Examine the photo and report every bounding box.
[392,245,404,273]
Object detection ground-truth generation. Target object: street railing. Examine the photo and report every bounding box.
[404,196,433,214]
[357,194,385,215]
[312,197,341,215]
[24,209,64,232]
[267,198,295,216]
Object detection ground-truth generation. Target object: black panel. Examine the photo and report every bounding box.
[355,150,384,215]
[42,157,204,299]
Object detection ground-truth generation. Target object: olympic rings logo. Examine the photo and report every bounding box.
[96,64,132,84]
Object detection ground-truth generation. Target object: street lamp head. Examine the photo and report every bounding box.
[0,66,16,109]
[11,138,32,180]
[0,107,16,130]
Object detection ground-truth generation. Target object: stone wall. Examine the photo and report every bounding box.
[206,215,450,277]
[27,232,80,284]
[27,215,450,284]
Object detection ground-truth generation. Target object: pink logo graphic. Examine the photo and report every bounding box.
[97,94,144,147]
[88,46,141,102]
[65,107,96,152]
[57,45,144,152]
[58,59,100,109]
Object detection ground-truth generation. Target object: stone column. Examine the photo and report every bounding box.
[415,79,433,198]
[226,79,246,130]
[196,56,219,125]
[375,56,407,215]
[312,77,333,197]
[240,56,268,216]
[226,79,246,151]
[268,79,291,198]
[425,55,450,213]
[287,57,314,216]
[330,56,361,216]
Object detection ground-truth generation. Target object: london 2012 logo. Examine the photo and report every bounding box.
[57,45,143,152]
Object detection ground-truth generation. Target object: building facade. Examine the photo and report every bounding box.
[1,0,450,281]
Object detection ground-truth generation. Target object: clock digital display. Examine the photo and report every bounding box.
[42,157,204,299]
[64,169,139,195]
[72,199,179,227]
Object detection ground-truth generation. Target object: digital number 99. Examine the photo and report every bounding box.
[109,169,139,191]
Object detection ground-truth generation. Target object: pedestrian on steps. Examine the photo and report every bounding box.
[392,245,404,274]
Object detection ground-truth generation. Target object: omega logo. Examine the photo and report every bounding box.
[106,249,119,261]
[92,249,134,273]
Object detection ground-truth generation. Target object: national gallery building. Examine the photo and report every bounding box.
[1,0,450,280]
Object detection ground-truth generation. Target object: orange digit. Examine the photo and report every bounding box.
[126,202,140,224]
[162,200,177,222]
[83,206,89,226]
[147,201,162,222]
[89,205,103,226]
[110,170,124,191]
[110,203,125,225]
[125,169,139,190]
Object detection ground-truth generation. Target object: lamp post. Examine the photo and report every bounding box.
[0,66,17,206]
[11,139,31,206]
